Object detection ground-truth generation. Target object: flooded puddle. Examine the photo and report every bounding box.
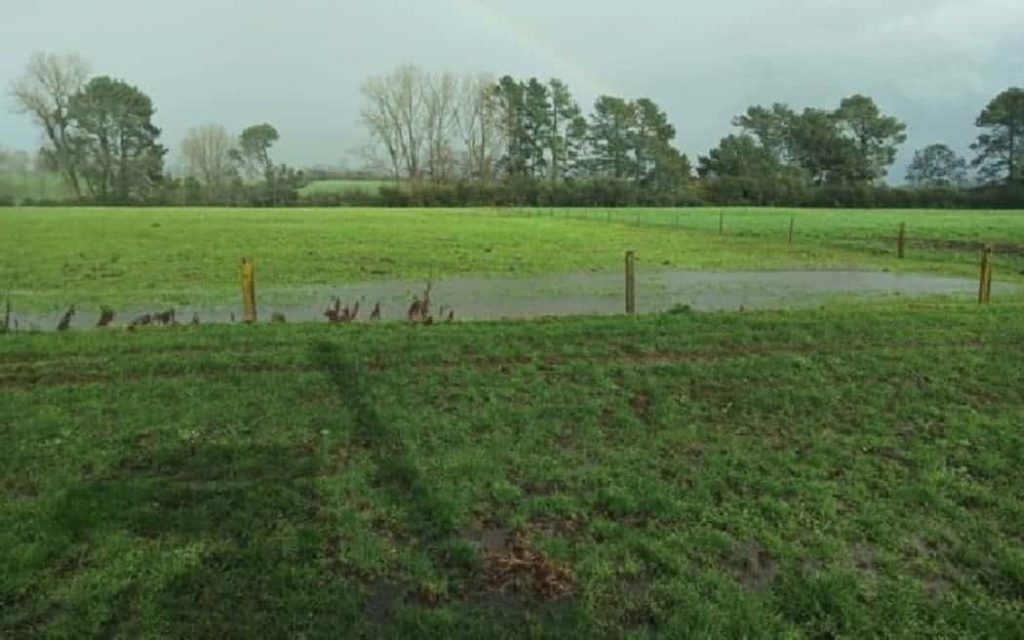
[4,269,1007,331]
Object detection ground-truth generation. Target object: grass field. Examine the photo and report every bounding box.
[2,306,1023,636]
[298,179,395,197]
[2,207,1023,313]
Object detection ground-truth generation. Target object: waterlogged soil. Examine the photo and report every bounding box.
[6,269,1006,331]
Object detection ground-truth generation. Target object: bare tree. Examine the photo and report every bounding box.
[180,125,237,195]
[361,64,426,181]
[10,52,90,198]
[456,73,504,183]
[423,71,458,181]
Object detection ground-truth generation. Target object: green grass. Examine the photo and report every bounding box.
[3,305,1023,636]
[3,207,1023,313]
[298,179,394,197]
[0,172,67,203]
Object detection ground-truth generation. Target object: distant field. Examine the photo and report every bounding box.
[2,207,1023,313]
[0,172,67,203]
[298,179,394,197]
[2,306,1023,636]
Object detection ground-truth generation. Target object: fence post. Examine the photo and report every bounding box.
[241,257,257,322]
[897,223,907,259]
[625,251,636,315]
[788,217,795,244]
[978,246,993,304]
[719,211,724,235]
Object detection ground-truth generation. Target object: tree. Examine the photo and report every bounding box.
[67,76,165,202]
[180,125,237,196]
[546,79,582,181]
[491,76,529,178]
[733,103,794,164]
[834,94,907,181]
[455,73,503,183]
[10,52,90,198]
[587,96,637,179]
[423,71,458,181]
[361,65,427,181]
[971,87,1024,185]
[235,123,279,181]
[698,134,779,179]
[905,144,967,187]
[631,98,686,190]
[521,78,551,178]
[786,108,861,186]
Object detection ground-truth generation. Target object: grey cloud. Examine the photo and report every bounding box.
[1,0,1021,180]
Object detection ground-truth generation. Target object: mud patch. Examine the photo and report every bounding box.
[729,541,778,592]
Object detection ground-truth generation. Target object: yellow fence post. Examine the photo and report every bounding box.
[625,250,636,315]
[241,257,257,322]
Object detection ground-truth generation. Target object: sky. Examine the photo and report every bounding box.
[2,0,1022,182]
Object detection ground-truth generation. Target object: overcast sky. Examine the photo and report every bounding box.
[2,0,1022,181]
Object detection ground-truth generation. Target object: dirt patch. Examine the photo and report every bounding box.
[729,541,778,592]
[362,579,408,625]
[851,543,878,577]
[630,392,653,420]
[462,524,515,555]
[484,533,575,599]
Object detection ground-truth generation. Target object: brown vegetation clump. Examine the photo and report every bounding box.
[96,306,115,328]
[485,534,575,598]
[407,297,422,323]
[128,313,152,330]
[56,306,76,331]
[324,297,342,323]
[369,301,381,321]
[153,309,176,326]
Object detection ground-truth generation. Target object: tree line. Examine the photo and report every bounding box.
[7,53,303,206]
[6,53,1024,208]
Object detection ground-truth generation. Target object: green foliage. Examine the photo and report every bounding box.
[907,144,968,188]
[971,87,1024,185]
[67,76,166,202]
[236,123,280,178]
[2,307,1024,635]
[711,96,907,189]
[835,94,908,181]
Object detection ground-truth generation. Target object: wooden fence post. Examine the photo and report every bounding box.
[625,251,636,315]
[241,257,257,322]
[788,217,795,244]
[978,246,993,304]
[719,211,724,235]
[897,223,907,259]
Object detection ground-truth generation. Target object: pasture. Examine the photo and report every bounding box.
[2,206,1023,318]
[3,307,1023,636]
[3,206,1024,636]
